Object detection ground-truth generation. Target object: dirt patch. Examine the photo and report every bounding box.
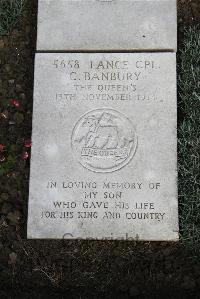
[178,0,200,24]
[0,1,200,298]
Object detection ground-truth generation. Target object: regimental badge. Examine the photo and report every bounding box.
[71,108,138,173]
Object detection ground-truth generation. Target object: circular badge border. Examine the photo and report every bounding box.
[71,108,138,173]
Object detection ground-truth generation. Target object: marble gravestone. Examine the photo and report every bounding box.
[28,0,179,240]
[37,0,177,51]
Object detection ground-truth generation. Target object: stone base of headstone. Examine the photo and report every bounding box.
[37,0,177,51]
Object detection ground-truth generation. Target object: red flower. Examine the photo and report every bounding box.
[0,144,6,152]
[10,99,20,107]
[24,140,32,148]
[22,151,29,160]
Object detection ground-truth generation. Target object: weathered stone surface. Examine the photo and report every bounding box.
[37,0,177,51]
[28,53,179,240]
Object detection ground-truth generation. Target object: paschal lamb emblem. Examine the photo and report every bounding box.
[71,108,137,173]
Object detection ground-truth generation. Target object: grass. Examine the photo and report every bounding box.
[178,26,200,253]
[0,0,25,35]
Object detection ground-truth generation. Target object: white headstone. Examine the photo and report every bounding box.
[37,0,177,51]
[28,53,179,240]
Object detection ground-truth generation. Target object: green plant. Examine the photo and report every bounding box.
[0,0,25,35]
[178,26,200,252]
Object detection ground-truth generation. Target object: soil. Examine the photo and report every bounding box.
[0,1,200,298]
